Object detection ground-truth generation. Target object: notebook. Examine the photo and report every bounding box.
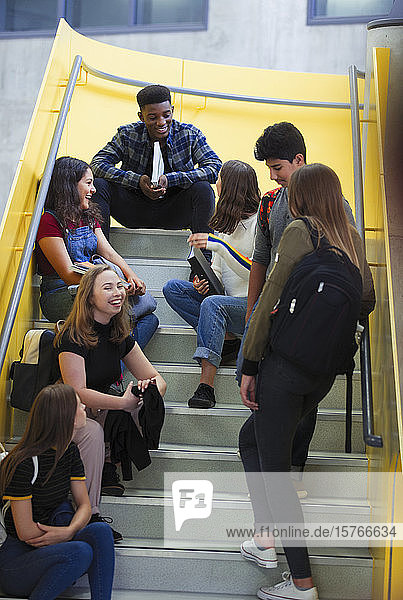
[187,247,225,296]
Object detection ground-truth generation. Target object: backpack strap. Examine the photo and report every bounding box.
[44,210,69,239]
[297,217,324,249]
[258,188,282,235]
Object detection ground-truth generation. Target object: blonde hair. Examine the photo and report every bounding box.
[288,163,359,267]
[55,265,130,348]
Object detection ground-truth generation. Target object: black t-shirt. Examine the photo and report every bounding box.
[2,442,85,538]
[57,321,136,393]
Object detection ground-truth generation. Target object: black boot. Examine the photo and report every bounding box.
[89,513,123,543]
[188,383,216,408]
[101,462,125,497]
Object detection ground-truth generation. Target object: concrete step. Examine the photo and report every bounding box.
[32,283,187,327]
[145,362,362,410]
[126,257,190,291]
[69,544,372,599]
[10,399,365,456]
[120,444,367,493]
[0,590,256,600]
[159,403,365,454]
[152,290,189,326]
[0,535,371,600]
[109,227,190,260]
[99,492,369,543]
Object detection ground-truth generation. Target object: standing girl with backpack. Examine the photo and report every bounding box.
[163,160,260,408]
[239,163,375,600]
[0,383,115,600]
[36,156,158,349]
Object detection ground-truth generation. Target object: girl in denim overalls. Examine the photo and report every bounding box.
[36,156,158,350]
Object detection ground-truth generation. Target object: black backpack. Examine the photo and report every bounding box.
[269,218,363,377]
[9,329,60,412]
[269,219,363,453]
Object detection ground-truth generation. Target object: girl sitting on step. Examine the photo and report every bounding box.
[163,160,260,408]
[0,383,115,600]
[36,156,158,350]
[55,265,166,525]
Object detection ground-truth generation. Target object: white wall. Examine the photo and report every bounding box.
[0,0,368,217]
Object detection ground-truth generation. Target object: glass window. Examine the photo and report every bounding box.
[308,0,394,24]
[138,0,207,26]
[66,0,132,29]
[2,0,58,31]
[0,0,208,34]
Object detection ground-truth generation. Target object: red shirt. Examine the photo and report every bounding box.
[36,212,100,276]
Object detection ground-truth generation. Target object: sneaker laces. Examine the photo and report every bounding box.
[273,572,292,590]
[91,513,114,525]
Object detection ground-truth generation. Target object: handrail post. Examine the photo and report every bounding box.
[349,64,383,449]
[0,55,83,376]
[348,64,365,241]
[360,322,383,448]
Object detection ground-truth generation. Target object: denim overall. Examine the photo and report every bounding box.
[39,211,159,348]
[39,213,98,322]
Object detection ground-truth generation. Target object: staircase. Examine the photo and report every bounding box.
[6,228,373,600]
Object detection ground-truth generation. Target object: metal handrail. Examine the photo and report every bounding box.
[0,55,83,377]
[348,64,383,448]
[0,54,371,398]
[82,60,363,111]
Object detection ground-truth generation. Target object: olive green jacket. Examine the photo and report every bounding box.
[242,220,376,375]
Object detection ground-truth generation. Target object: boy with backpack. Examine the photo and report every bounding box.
[236,122,356,482]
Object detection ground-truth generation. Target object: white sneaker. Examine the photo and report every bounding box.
[257,572,319,600]
[240,538,278,568]
[293,479,308,499]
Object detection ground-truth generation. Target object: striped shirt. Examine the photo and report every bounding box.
[206,214,257,297]
[90,119,222,191]
[2,442,85,538]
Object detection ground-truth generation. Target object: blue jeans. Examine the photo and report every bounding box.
[163,279,247,369]
[0,522,114,600]
[40,276,75,322]
[131,312,159,350]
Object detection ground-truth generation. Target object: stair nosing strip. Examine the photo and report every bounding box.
[111,545,373,567]
[110,227,189,237]
[163,403,363,421]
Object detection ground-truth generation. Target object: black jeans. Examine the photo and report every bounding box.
[92,178,215,239]
[236,301,319,471]
[239,352,335,579]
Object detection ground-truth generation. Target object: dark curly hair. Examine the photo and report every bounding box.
[137,85,171,109]
[209,160,260,235]
[43,156,102,229]
[254,122,306,163]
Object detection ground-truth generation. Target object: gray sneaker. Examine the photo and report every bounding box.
[240,538,277,568]
[257,572,319,599]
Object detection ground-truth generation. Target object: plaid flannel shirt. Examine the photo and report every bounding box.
[90,119,222,190]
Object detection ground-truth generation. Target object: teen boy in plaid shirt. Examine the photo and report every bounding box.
[91,85,222,244]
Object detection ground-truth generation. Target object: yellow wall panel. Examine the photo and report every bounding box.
[0,19,365,440]
[0,23,72,439]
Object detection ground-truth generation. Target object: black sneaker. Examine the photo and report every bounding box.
[220,338,241,365]
[89,513,123,543]
[101,462,125,497]
[188,383,216,408]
